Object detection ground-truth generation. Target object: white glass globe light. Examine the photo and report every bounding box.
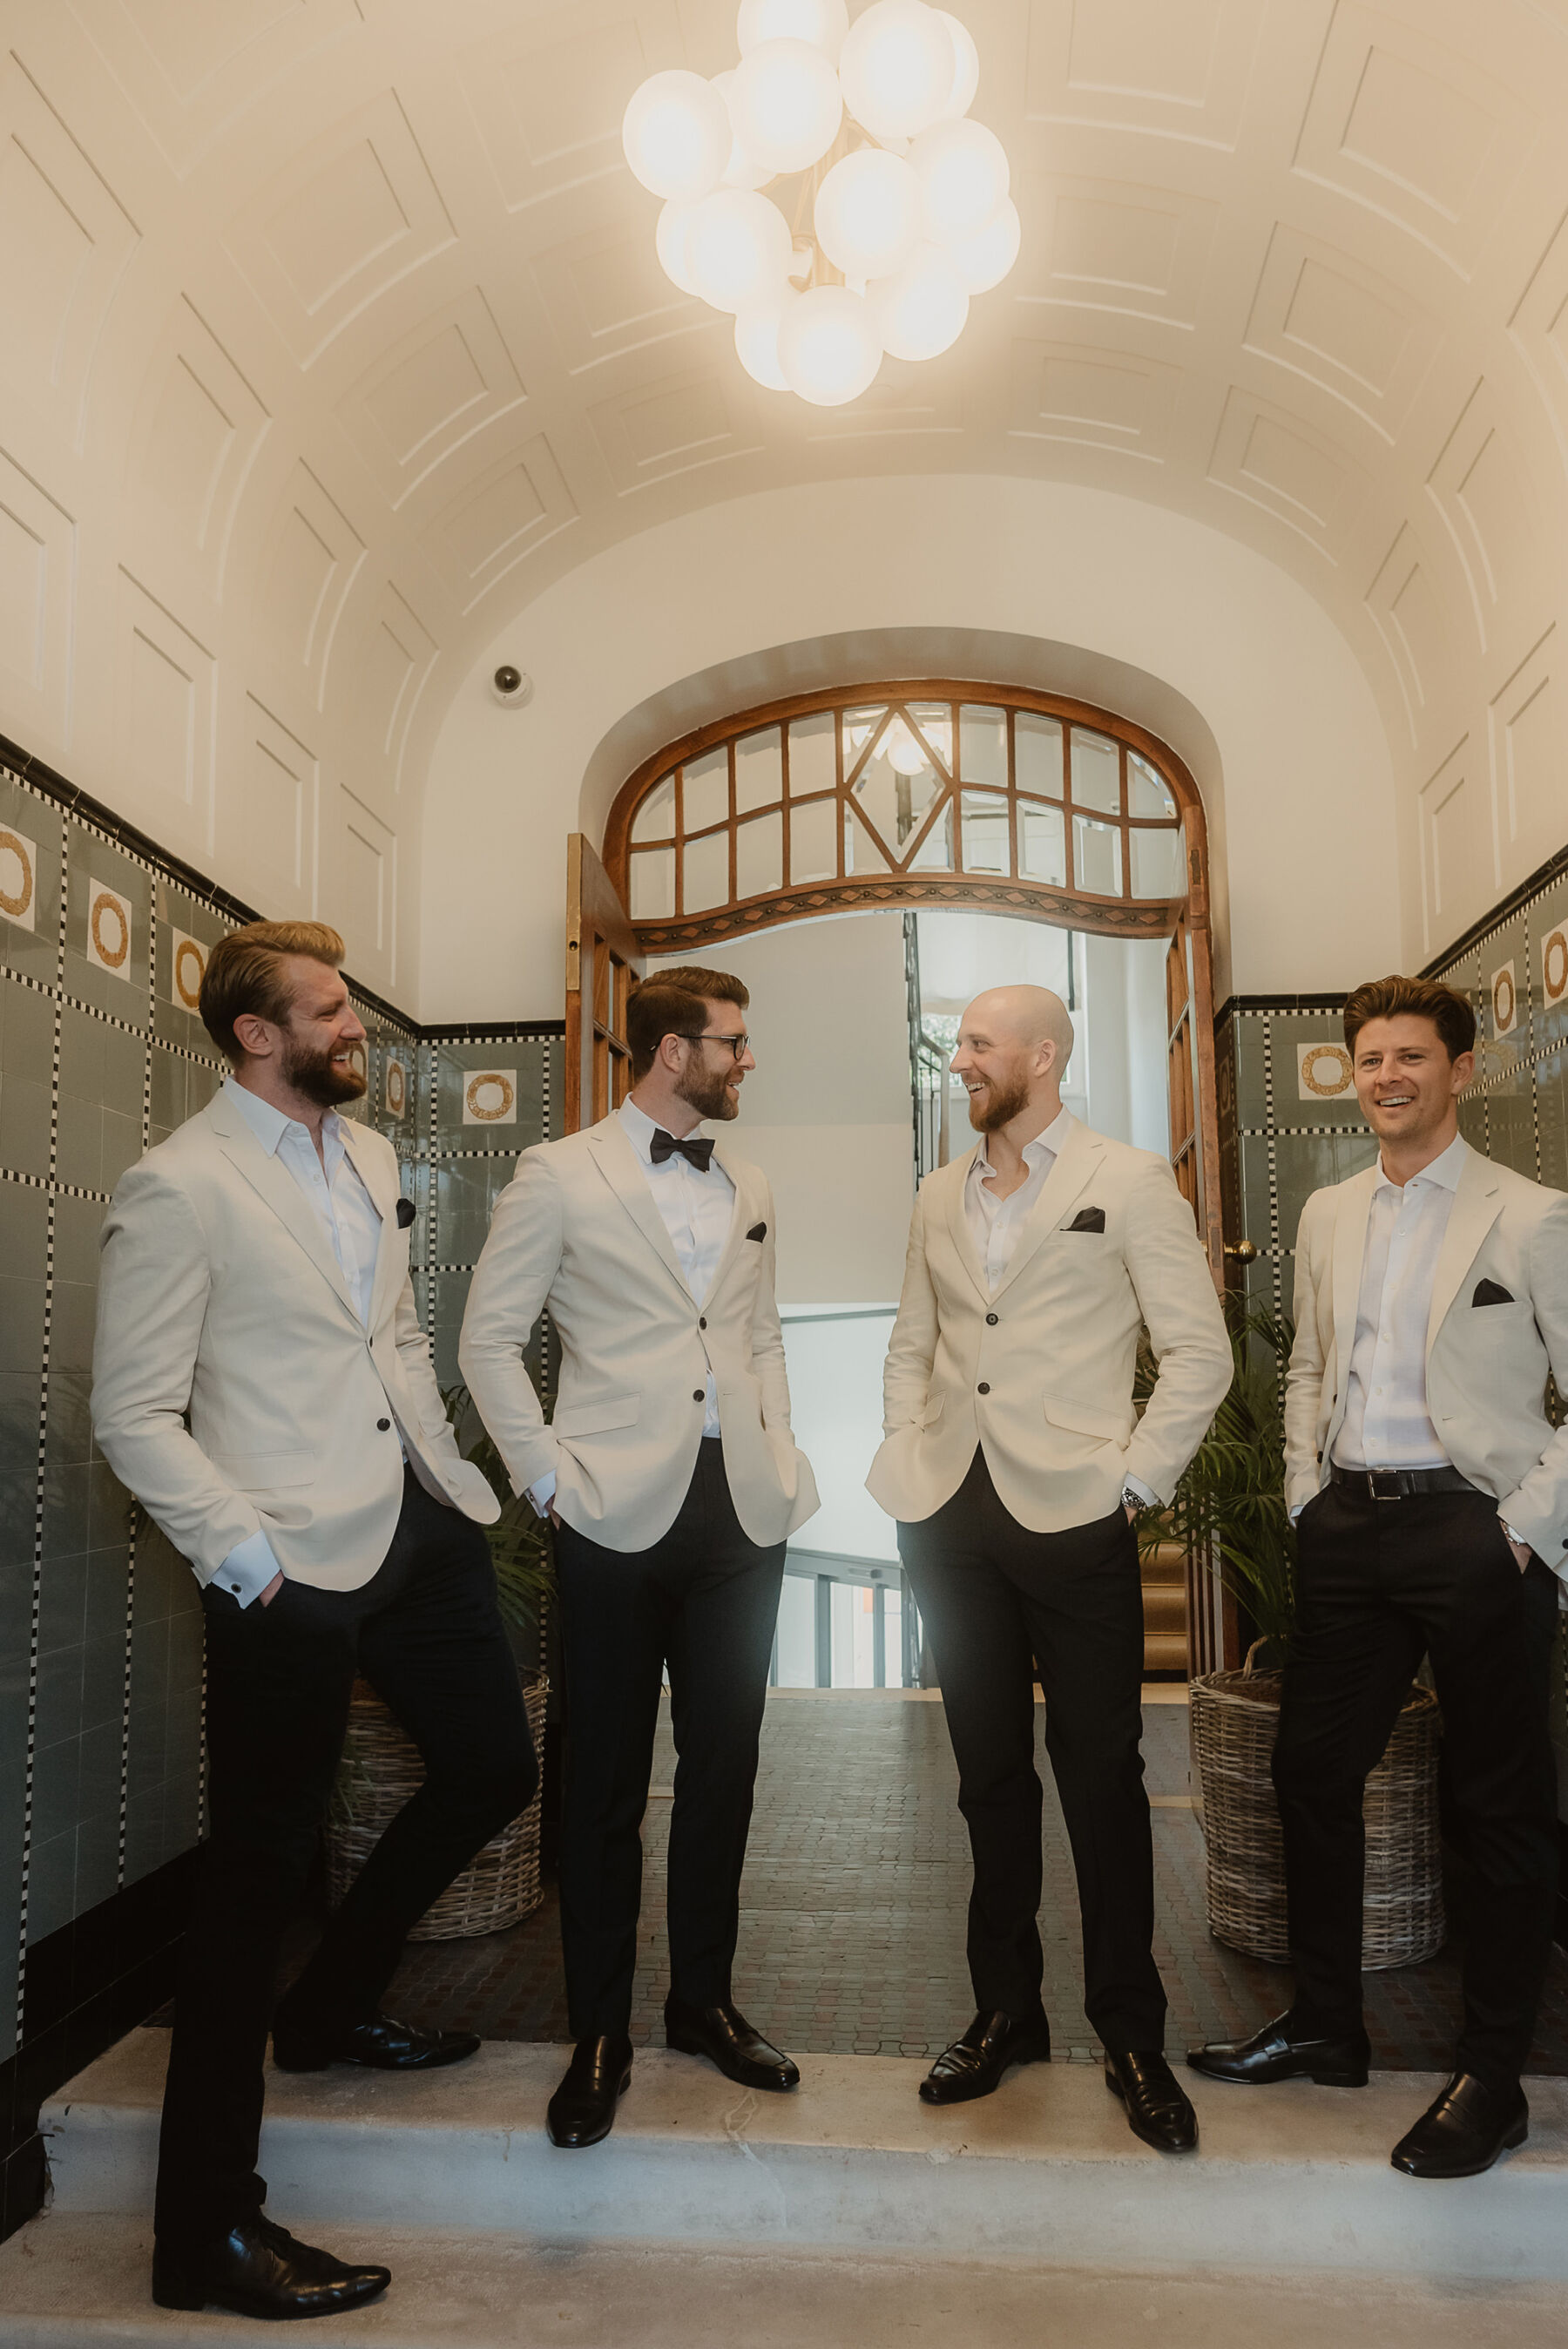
[728,38,842,174]
[935,11,980,119]
[736,0,849,61]
[838,0,956,143]
[778,284,882,405]
[950,195,1019,293]
[711,71,768,188]
[814,149,923,282]
[622,71,733,201]
[685,186,794,313]
[885,721,929,775]
[866,242,969,360]
[734,291,799,389]
[655,198,705,294]
[909,117,1009,244]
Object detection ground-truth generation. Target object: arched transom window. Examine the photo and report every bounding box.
[603,682,1200,957]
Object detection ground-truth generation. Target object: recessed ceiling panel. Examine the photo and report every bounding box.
[1017,174,1217,328]
[1008,339,1180,459]
[0,447,72,736]
[116,571,215,839]
[1426,381,1536,648]
[338,288,526,505]
[254,459,365,705]
[228,692,318,916]
[1488,625,1558,867]
[1026,0,1267,149]
[590,363,762,491]
[1417,731,1476,946]
[430,437,578,612]
[1242,223,1436,439]
[459,1,682,213]
[134,297,271,594]
[1208,385,1362,552]
[531,209,705,372]
[1365,522,1447,741]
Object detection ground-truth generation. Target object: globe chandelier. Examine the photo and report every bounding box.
[621,0,1020,409]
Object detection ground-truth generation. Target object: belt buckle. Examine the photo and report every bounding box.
[1366,1470,1402,1502]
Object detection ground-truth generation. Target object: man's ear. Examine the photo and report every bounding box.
[231,1012,275,1060]
[1450,1048,1475,1095]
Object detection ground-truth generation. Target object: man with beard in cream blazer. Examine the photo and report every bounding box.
[460,965,817,2150]
[868,985,1230,2152]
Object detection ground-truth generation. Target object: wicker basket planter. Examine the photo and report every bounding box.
[327,1672,549,1941]
[1190,1667,1444,1968]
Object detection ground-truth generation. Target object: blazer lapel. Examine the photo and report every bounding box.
[704,1136,752,1301]
[585,1117,693,1299]
[203,1093,360,1324]
[987,1119,1103,1305]
[338,1115,404,1330]
[1426,1144,1504,1355]
[942,1149,991,1307]
[1329,1162,1379,1373]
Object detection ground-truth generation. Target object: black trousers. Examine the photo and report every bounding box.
[1274,1481,1559,2092]
[897,1448,1166,2050]
[155,1469,537,2251]
[552,1441,785,2041]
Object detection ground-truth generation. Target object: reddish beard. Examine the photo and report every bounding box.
[967,1067,1031,1134]
[280,1030,366,1108]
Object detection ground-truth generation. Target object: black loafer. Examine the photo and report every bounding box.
[664,1997,800,2090]
[152,2215,390,2319]
[273,2009,481,2073]
[1187,2012,1369,2088]
[1390,2070,1528,2179]
[1105,2048,1198,2151]
[546,2034,633,2148]
[919,2009,1051,2106]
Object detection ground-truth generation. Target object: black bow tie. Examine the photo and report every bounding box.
[649,1127,713,1172]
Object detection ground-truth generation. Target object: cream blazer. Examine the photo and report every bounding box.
[91,1089,499,1592]
[1284,1141,1568,1568]
[867,1115,1232,1533]
[458,1114,819,1554]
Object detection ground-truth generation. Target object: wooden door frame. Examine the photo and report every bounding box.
[564,832,643,1133]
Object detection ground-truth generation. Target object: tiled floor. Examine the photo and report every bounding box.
[369,1690,1568,2072]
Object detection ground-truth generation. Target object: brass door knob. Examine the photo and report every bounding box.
[1223,1239,1259,1263]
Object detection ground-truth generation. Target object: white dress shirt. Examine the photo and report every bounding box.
[218,1077,388,1605]
[528,1093,735,1515]
[1333,1132,1466,1476]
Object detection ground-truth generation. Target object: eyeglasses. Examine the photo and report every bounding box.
[679,1032,750,1060]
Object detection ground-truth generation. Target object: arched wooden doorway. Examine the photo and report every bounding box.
[568,679,1230,1668]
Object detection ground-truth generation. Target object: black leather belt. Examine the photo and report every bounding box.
[1328,1463,1480,1501]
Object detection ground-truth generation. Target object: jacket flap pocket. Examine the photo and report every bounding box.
[213,1447,319,1491]
[554,1394,641,1439]
[1042,1393,1128,1440]
[920,1391,946,1426]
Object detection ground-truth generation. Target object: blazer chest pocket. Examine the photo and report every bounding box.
[1042,1393,1131,1443]
[213,1447,319,1491]
[554,1394,640,1439]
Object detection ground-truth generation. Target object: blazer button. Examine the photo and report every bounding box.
[693,1389,705,1402]
[376,1418,391,1432]
[985,1312,998,1325]
[700,1316,707,1329]
[977,1381,990,1395]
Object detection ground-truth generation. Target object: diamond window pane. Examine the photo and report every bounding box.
[843,806,889,874]
[682,829,729,912]
[854,741,940,857]
[629,846,674,919]
[1018,799,1064,885]
[842,706,888,779]
[908,701,954,774]
[632,775,675,843]
[1130,824,1182,899]
[736,810,782,898]
[1015,713,1063,798]
[959,706,1006,786]
[1127,752,1175,819]
[790,795,837,883]
[962,790,1010,875]
[909,802,954,870]
[1071,729,1120,815]
[735,728,781,814]
[684,747,728,834]
[1073,812,1123,896]
[788,711,836,795]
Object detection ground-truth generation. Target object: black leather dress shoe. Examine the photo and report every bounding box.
[1389,2070,1528,2178]
[152,2215,390,2319]
[1187,2012,1369,2088]
[546,2034,633,2148]
[272,2009,481,2074]
[664,1997,801,2090]
[1105,2049,1198,2151]
[919,2009,1051,2106]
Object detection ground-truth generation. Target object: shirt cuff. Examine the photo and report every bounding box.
[1122,1474,1159,1509]
[527,1470,557,1519]
[216,1527,281,1609]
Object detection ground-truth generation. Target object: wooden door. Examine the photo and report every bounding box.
[564,833,643,1134]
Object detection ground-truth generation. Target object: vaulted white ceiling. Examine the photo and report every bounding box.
[3,0,1567,1002]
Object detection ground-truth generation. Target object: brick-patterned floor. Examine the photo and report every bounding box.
[373,1691,1568,2072]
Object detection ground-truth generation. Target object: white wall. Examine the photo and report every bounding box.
[419,475,1398,1025]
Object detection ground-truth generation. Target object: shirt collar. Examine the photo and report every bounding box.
[1375,1129,1467,1197]
[223,1074,343,1165]
[618,1093,706,1167]
[970,1104,1073,1181]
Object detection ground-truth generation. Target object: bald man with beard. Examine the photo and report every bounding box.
[868,987,1229,2151]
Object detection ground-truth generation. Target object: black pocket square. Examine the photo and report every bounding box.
[747,1222,767,1242]
[1066,1207,1105,1233]
[1472,1277,1513,1306]
[395,1196,416,1229]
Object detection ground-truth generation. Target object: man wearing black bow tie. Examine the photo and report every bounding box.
[461,966,818,2148]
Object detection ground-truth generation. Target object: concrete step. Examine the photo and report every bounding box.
[3,2214,1567,2349]
[37,2029,1568,2286]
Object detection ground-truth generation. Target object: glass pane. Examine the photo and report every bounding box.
[788,710,836,795]
[632,774,675,843]
[1073,812,1123,896]
[843,804,889,874]
[629,845,674,919]
[853,730,941,857]
[683,746,728,834]
[1128,751,1175,819]
[908,700,953,775]
[1018,798,1064,885]
[909,800,954,870]
[841,704,888,779]
[736,809,782,898]
[790,794,837,883]
[735,727,781,814]
[682,829,729,912]
[1071,728,1121,815]
[959,705,1006,786]
[962,789,1010,875]
[1015,712,1064,798]
[1129,824,1182,898]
